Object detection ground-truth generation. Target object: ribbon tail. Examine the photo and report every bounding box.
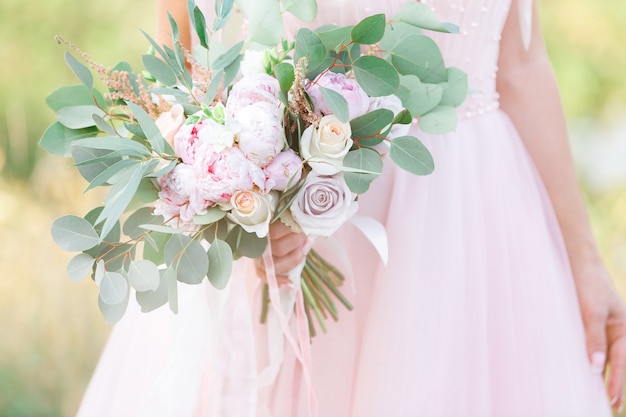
[350,215,388,265]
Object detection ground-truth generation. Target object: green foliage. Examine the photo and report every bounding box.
[319,87,349,122]
[389,136,435,176]
[207,239,234,289]
[343,148,383,193]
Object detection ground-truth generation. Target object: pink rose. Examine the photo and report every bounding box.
[263,149,303,192]
[154,163,200,230]
[236,101,285,167]
[226,73,281,117]
[299,115,353,175]
[290,172,358,237]
[155,104,185,147]
[306,72,369,120]
[192,144,266,206]
[226,189,276,238]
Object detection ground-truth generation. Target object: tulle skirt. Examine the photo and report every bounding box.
[76,109,612,417]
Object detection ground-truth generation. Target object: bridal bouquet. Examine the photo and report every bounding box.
[41,0,466,332]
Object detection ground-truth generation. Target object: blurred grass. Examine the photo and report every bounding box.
[0,0,624,416]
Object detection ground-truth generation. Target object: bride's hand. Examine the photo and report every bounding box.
[574,259,626,413]
[255,222,308,286]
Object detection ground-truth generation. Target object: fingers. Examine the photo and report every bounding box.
[271,231,307,258]
[269,221,295,240]
[607,317,626,413]
[254,260,292,287]
[581,306,609,375]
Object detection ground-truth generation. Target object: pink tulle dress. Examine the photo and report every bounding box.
[76,1,613,416]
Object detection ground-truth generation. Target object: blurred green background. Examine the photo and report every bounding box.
[0,0,625,416]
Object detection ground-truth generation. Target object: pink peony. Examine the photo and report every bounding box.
[226,73,282,117]
[173,120,206,165]
[236,101,285,167]
[263,149,303,192]
[154,163,200,230]
[306,72,369,120]
[192,144,266,206]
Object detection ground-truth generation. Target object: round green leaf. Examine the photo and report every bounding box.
[142,54,178,86]
[319,87,349,123]
[165,235,208,284]
[389,135,435,176]
[67,253,95,282]
[207,239,233,290]
[51,215,100,252]
[295,28,327,72]
[123,207,164,238]
[193,207,227,225]
[343,148,383,193]
[353,56,399,97]
[389,34,446,83]
[225,226,268,259]
[440,67,468,107]
[419,105,458,134]
[57,105,106,130]
[396,2,458,33]
[274,62,295,92]
[351,14,386,45]
[128,260,160,292]
[398,75,443,116]
[99,271,129,305]
[98,292,129,325]
[350,108,395,140]
[135,269,169,312]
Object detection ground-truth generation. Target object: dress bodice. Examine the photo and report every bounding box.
[284,0,516,118]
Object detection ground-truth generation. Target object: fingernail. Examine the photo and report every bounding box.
[619,402,623,414]
[611,395,619,407]
[591,351,606,374]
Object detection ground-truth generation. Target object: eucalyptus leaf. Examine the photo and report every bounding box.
[51,215,100,252]
[67,253,95,282]
[294,28,327,72]
[351,14,386,45]
[126,102,171,155]
[124,207,164,238]
[39,122,98,157]
[213,0,235,31]
[72,136,150,156]
[128,260,161,292]
[96,163,144,239]
[352,56,399,97]
[64,52,93,89]
[135,269,169,312]
[203,218,230,243]
[274,63,295,92]
[389,135,435,176]
[343,148,383,193]
[165,266,179,314]
[212,41,243,71]
[71,146,123,183]
[398,75,443,116]
[396,2,459,33]
[388,34,446,83]
[57,105,106,130]
[419,105,458,134]
[136,178,159,203]
[440,67,468,107]
[282,0,317,22]
[207,239,233,289]
[85,159,141,192]
[193,207,227,225]
[86,243,134,274]
[143,232,171,265]
[142,54,178,86]
[84,207,121,243]
[225,226,268,259]
[318,25,353,51]
[204,69,224,105]
[165,235,208,284]
[236,0,283,45]
[99,271,129,305]
[98,291,129,325]
[319,87,349,122]
[46,85,102,111]
[350,108,394,139]
[140,224,187,234]
[92,114,117,136]
[188,0,209,48]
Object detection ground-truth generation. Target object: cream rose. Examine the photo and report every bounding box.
[290,173,357,237]
[300,115,353,175]
[155,104,185,147]
[226,189,276,237]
